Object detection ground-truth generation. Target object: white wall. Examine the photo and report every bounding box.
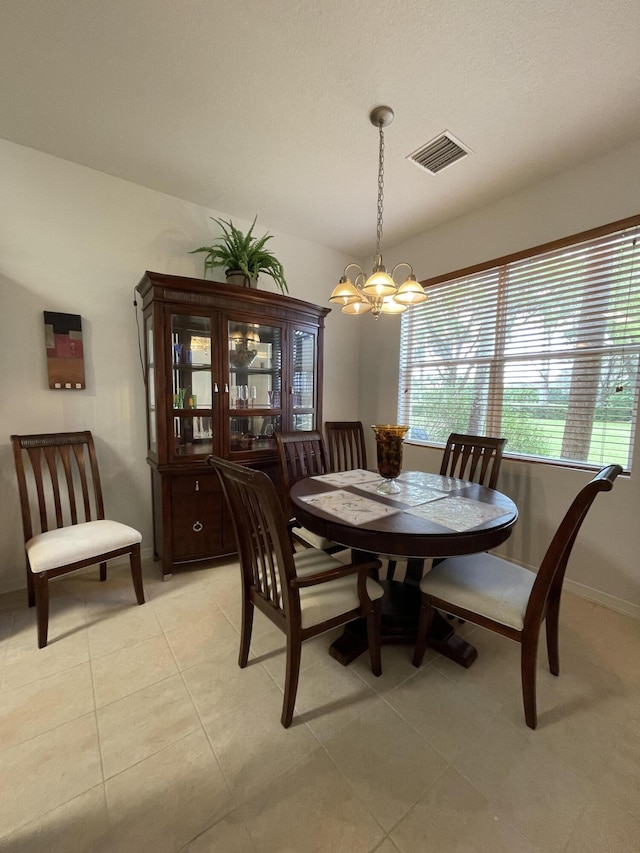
[361,139,640,615]
[3,136,639,616]
[0,138,357,593]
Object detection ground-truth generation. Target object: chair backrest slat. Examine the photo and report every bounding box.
[70,441,94,521]
[84,436,105,518]
[210,455,298,621]
[275,430,329,515]
[525,464,622,630]
[42,445,69,527]
[251,489,281,609]
[325,421,367,472]
[440,433,506,489]
[26,447,50,534]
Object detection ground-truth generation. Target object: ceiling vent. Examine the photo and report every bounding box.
[407,131,471,175]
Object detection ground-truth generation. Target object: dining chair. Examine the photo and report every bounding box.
[325,421,368,472]
[441,432,506,489]
[275,430,343,553]
[412,464,622,729]
[324,420,410,583]
[11,431,145,648]
[208,455,383,727]
[387,432,507,581]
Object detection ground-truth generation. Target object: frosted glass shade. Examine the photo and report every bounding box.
[380,297,407,314]
[395,277,427,305]
[342,299,372,315]
[329,279,362,305]
[362,269,397,297]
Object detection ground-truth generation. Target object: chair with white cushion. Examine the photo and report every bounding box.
[388,432,507,582]
[11,431,145,647]
[412,464,622,729]
[209,455,383,728]
[275,430,343,553]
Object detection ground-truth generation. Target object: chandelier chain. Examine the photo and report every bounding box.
[376,121,385,261]
[329,105,425,317]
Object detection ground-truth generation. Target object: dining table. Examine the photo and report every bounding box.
[290,468,518,668]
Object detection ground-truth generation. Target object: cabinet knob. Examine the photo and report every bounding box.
[224,383,229,393]
[214,383,219,392]
[195,480,199,491]
[193,521,203,533]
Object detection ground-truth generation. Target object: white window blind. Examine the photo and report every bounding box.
[398,217,640,471]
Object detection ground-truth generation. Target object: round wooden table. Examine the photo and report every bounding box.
[290,471,518,668]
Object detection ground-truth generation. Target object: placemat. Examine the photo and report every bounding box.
[298,489,400,526]
[405,496,511,531]
[311,469,380,487]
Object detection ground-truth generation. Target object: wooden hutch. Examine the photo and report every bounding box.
[136,271,329,578]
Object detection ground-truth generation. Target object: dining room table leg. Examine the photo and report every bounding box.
[327,553,478,668]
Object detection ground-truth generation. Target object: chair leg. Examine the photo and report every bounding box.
[282,635,302,728]
[238,596,254,668]
[99,562,107,582]
[129,545,145,605]
[34,573,50,649]
[366,601,382,677]
[26,560,35,608]
[521,638,539,729]
[545,603,560,677]
[413,598,434,667]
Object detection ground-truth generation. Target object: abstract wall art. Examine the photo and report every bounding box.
[43,311,85,389]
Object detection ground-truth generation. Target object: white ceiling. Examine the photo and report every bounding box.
[2,1,640,257]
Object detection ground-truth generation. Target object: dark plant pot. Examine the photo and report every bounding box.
[225,269,258,289]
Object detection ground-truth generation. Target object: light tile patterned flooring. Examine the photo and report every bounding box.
[0,555,639,852]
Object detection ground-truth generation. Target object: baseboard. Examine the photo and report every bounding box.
[564,578,640,621]
[493,549,640,622]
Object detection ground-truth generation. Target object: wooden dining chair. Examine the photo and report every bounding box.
[209,455,383,727]
[441,432,506,489]
[324,420,409,583]
[11,431,145,648]
[325,421,368,472]
[412,464,622,729]
[275,430,342,553]
[387,432,506,581]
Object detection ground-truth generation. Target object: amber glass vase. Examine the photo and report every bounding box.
[371,425,409,494]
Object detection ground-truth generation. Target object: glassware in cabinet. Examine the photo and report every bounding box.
[170,313,214,459]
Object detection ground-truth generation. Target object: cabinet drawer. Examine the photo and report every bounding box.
[171,492,225,560]
[171,473,220,496]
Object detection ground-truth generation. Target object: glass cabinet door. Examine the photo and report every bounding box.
[228,320,282,452]
[145,314,157,455]
[291,326,317,431]
[171,313,214,458]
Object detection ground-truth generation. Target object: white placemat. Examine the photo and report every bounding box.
[398,471,468,492]
[354,479,446,506]
[298,489,400,526]
[405,496,511,532]
[311,469,380,487]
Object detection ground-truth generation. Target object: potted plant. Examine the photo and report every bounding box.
[190,216,288,293]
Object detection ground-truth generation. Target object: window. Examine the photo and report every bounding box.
[398,216,640,471]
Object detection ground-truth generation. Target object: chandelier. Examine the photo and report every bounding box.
[329,106,426,318]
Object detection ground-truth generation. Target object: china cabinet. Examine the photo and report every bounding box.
[136,271,329,578]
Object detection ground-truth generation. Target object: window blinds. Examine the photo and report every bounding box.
[398,218,640,470]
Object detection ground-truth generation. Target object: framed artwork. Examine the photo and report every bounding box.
[43,311,85,390]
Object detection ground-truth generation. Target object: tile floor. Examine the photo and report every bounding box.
[0,555,639,852]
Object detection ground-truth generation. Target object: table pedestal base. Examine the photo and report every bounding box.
[328,578,478,669]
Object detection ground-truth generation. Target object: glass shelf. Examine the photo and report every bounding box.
[173,414,214,457]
